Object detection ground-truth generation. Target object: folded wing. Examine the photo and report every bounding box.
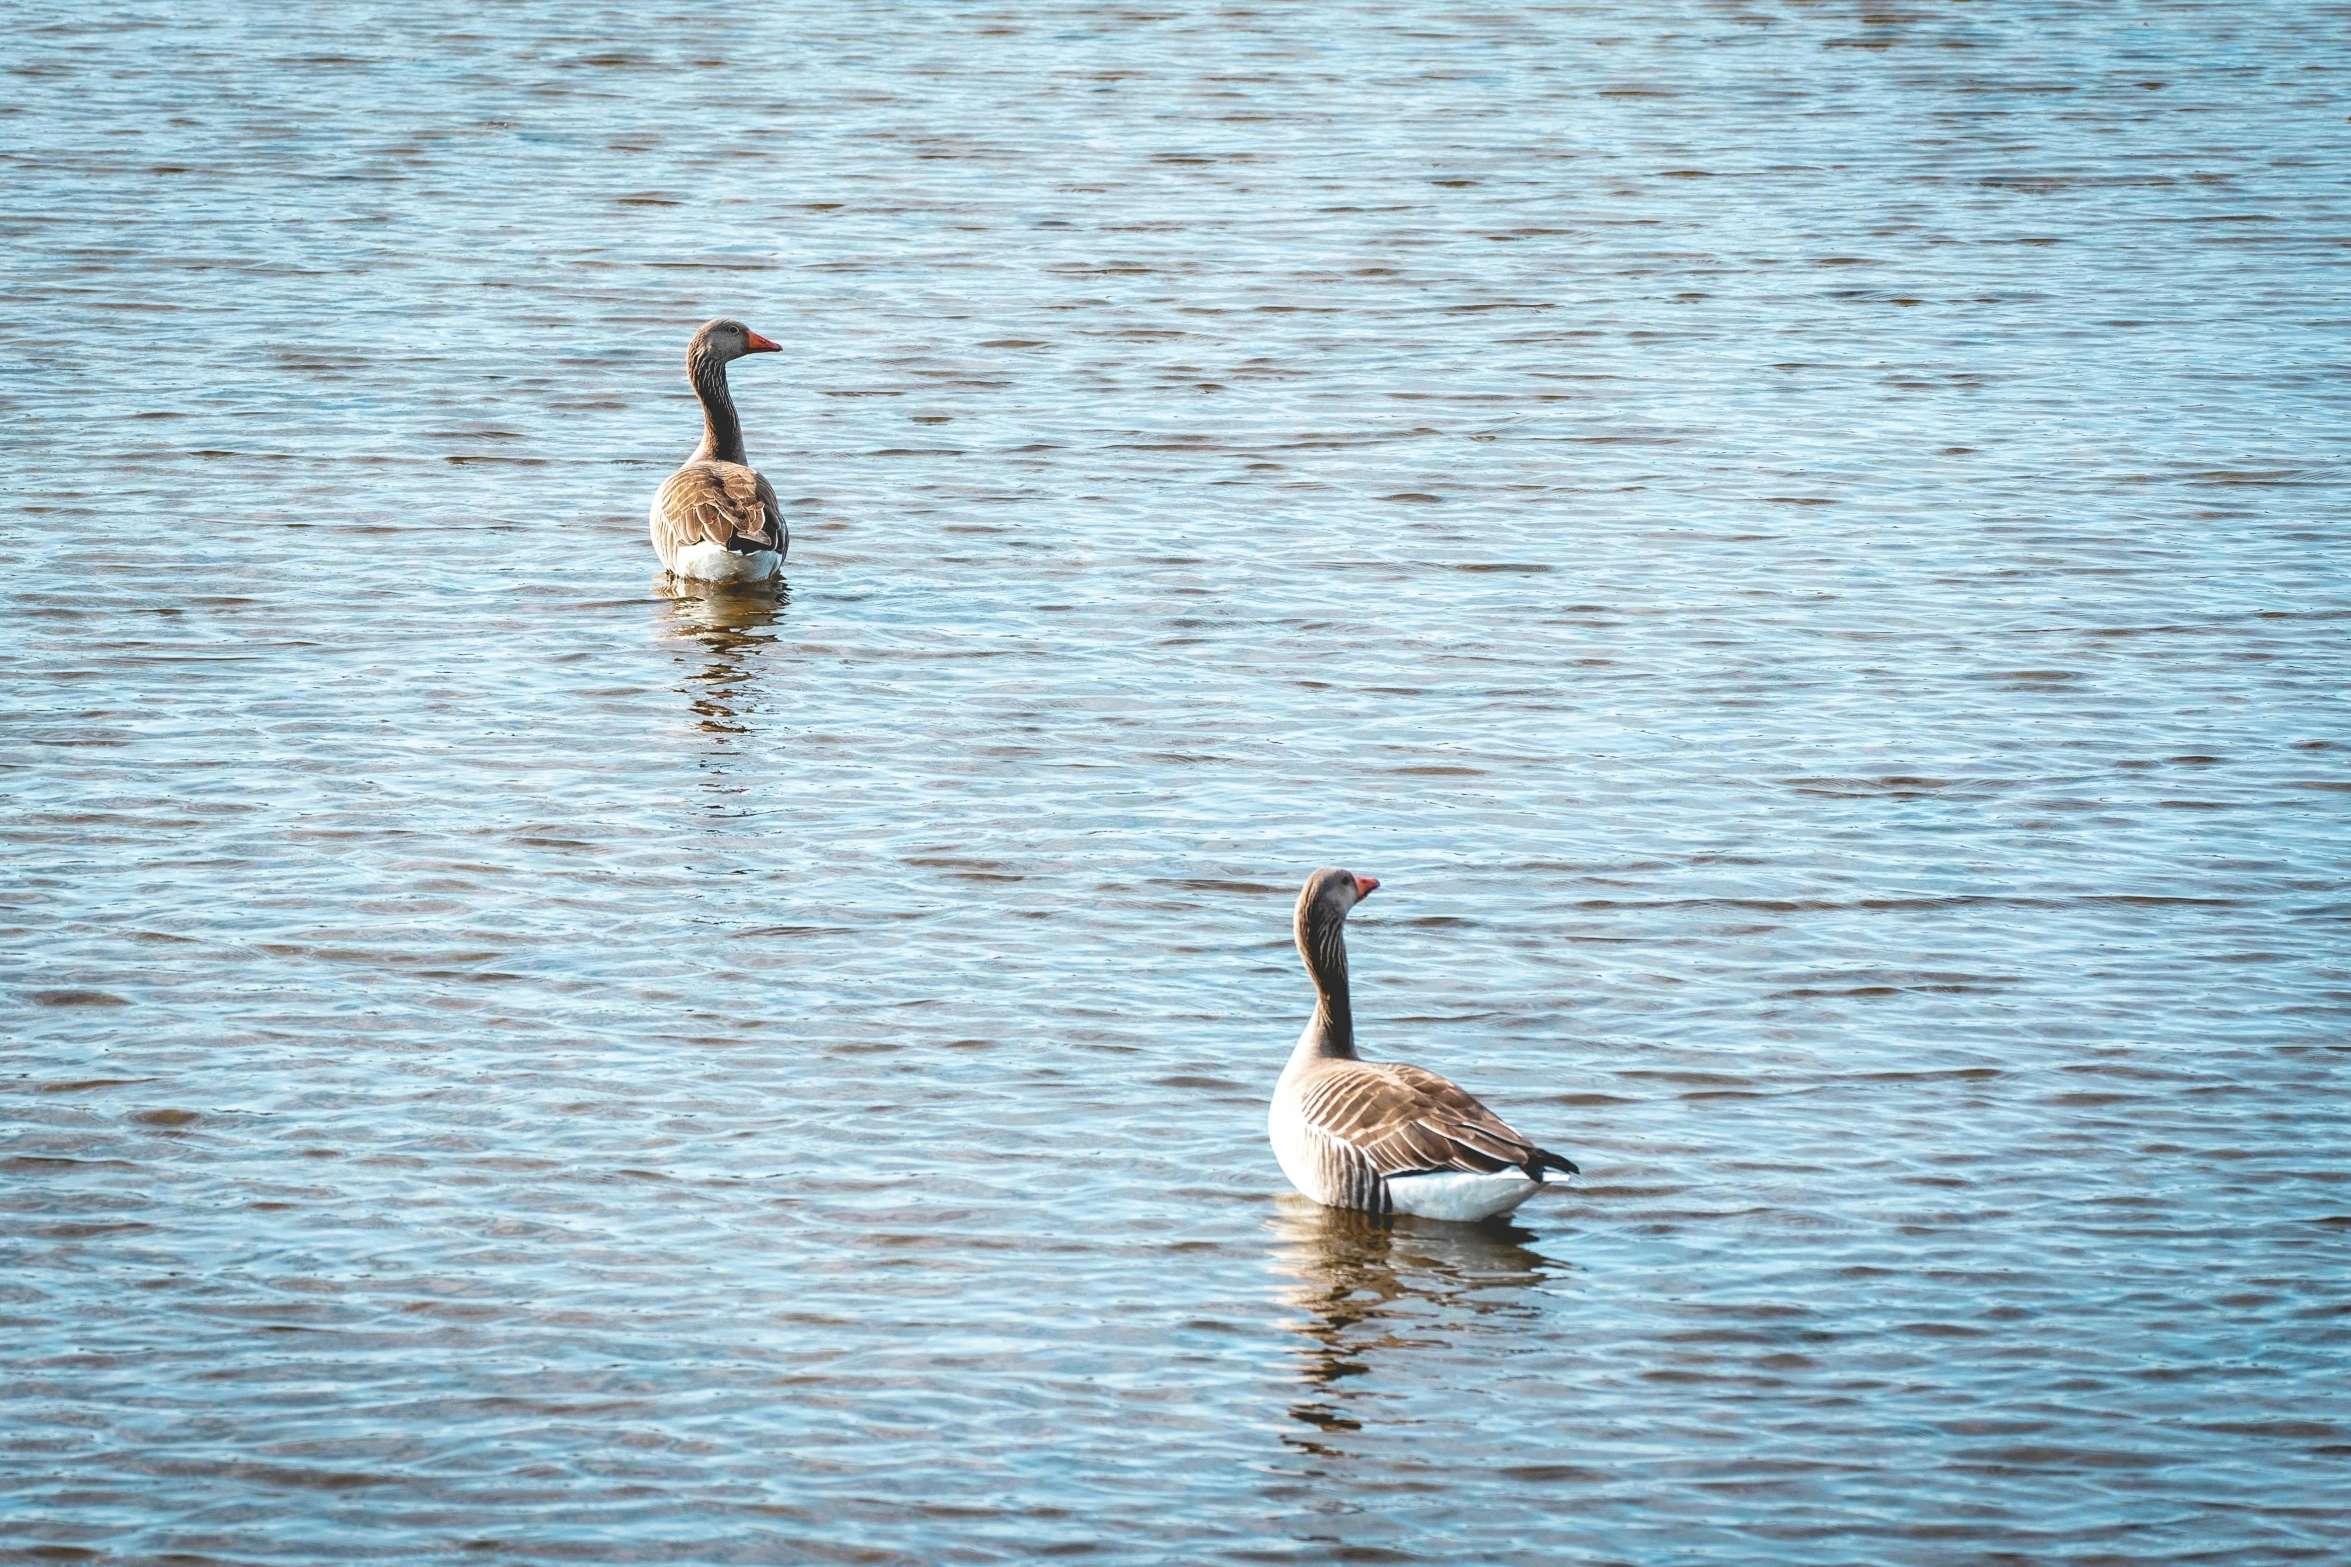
[1297,1061,1577,1180]
[654,459,784,557]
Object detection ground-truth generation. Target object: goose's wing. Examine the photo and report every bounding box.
[752,468,788,556]
[1299,1061,1575,1179]
[655,460,780,556]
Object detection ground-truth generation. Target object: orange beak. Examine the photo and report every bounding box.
[1353,874,1379,899]
[745,330,782,353]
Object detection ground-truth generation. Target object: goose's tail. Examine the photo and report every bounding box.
[1524,1146,1580,1183]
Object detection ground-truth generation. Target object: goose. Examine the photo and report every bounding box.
[649,318,788,583]
[1270,868,1579,1222]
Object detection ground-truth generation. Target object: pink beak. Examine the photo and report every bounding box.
[1353,874,1379,899]
[745,330,782,353]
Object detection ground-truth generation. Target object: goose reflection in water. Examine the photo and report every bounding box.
[1267,1195,1556,1457]
[654,579,786,807]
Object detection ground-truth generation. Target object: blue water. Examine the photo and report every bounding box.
[5,2,2349,1562]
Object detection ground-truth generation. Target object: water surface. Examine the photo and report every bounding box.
[5,2,2350,1562]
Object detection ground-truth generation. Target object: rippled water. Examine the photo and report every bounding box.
[7,2,2350,1561]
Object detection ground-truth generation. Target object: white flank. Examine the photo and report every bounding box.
[1385,1169,1557,1222]
[1267,1079,1325,1207]
[669,540,781,583]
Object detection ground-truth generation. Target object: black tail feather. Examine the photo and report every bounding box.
[1524,1147,1579,1179]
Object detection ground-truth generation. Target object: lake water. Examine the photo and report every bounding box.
[5,2,2349,1562]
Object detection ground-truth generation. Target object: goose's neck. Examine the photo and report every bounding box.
[1295,919,1357,1064]
[689,351,746,464]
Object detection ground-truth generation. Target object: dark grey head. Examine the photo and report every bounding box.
[1294,865,1378,960]
[688,317,781,368]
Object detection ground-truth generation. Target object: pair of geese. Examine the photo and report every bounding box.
[652,319,1580,1223]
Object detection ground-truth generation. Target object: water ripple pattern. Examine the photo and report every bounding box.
[4,2,2348,1562]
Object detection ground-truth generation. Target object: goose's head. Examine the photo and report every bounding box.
[689,317,782,367]
[1295,866,1379,951]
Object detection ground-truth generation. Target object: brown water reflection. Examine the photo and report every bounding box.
[657,576,786,739]
[1268,1198,1555,1458]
